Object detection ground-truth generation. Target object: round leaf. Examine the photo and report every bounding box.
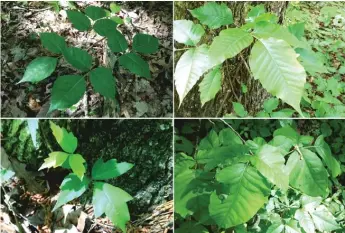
[119,53,151,79]
[66,10,91,31]
[40,32,67,54]
[18,57,57,84]
[49,75,86,112]
[107,30,128,52]
[63,47,92,71]
[93,18,118,37]
[85,6,106,20]
[133,33,159,54]
[89,67,115,99]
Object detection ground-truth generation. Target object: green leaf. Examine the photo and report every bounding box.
[53,174,89,211]
[110,16,124,24]
[92,182,132,233]
[173,20,205,46]
[273,126,299,145]
[219,128,243,146]
[290,148,329,197]
[209,28,253,65]
[210,163,270,228]
[288,22,305,40]
[107,30,128,52]
[89,67,115,99]
[85,6,106,20]
[69,154,86,180]
[314,135,341,177]
[40,32,67,54]
[18,57,57,83]
[190,2,233,29]
[63,47,92,71]
[49,75,86,112]
[263,98,279,113]
[199,129,220,150]
[311,206,340,232]
[92,158,133,180]
[175,45,212,106]
[39,151,69,170]
[133,33,159,54]
[233,102,248,117]
[50,121,78,153]
[119,53,151,79]
[110,3,121,13]
[246,5,266,22]
[252,144,289,190]
[93,18,118,37]
[295,48,328,75]
[176,221,209,233]
[175,136,194,155]
[66,10,91,31]
[199,65,221,106]
[249,38,306,116]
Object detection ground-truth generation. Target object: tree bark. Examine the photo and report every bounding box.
[174,1,289,117]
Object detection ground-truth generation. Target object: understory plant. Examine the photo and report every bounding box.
[174,2,333,117]
[18,3,159,113]
[175,120,344,233]
[39,121,134,232]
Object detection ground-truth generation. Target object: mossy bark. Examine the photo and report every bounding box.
[174,1,288,117]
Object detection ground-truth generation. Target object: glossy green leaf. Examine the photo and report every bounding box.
[69,154,86,180]
[133,33,159,54]
[40,32,67,54]
[53,174,89,211]
[175,45,212,106]
[93,18,118,37]
[249,38,306,116]
[210,163,270,228]
[66,10,91,31]
[106,30,128,52]
[199,65,221,106]
[110,3,121,13]
[49,75,86,112]
[209,28,253,65]
[85,6,106,20]
[173,20,205,46]
[92,158,134,180]
[119,53,151,79]
[63,47,92,71]
[190,2,233,29]
[39,152,69,170]
[89,67,115,99]
[18,57,57,83]
[252,144,289,190]
[50,121,78,153]
[92,182,132,233]
[290,148,329,197]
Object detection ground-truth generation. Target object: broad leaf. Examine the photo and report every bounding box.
[119,53,151,79]
[288,22,305,40]
[314,135,341,177]
[311,205,340,232]
[92,158,133,180]
[63,47,92,71]
[53,174,89,211]
[209,28,253,65]
[173,20,204,46]
[210,163,270,228]
[18,57,57,83]
[92,182,132,233]
[107,30,128,52]
[39,152,69,170]
[66,10,91,31]
[249,38,306,115]
[93,18,117,37]
[295,48,328,75]
[133,33,159,54]
[176,221,209,233]
[89,67,115,99]
[85,6,106,20]
[49,75,86,112]
[246,5,266,22]
[175,45,212,106]
[290,148,329,197]
[219,128,243,146]
[190,2,233,29]
[40,32,67,54]
[199,65,221,106]
[252,144,289,190]
[69,154,86,180]
[110,3,121,13]
[50,121,78,153]
[264,98,279,113]
[233,102,248,117]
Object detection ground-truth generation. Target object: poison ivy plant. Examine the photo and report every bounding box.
[174,120,344,233]
[17,4,159,114]
[174,3,335,117]
[39,121,134,232]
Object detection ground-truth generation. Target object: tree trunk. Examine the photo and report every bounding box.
[174,1,288,117]
[1,119,173,217]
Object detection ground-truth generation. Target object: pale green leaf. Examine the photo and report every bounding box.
[18,57,57,83]
[119,53,151,79]
[295,48,328,75]
[173,20,205,46]
[246,5,266,22]
[63,47,92,71]
[93,19,118,37]
[288,22,305,40]
[267,223,284,233]
[311,205,340,232]
[85,6,106,20]
[92,158,133,180]
[233,102,248,117]
[66,10,91,31]
[50,121,78,153]
[69,154,86,180]
[249,38,306,115]
[39,151,69,170]
[107,30,128,52]
[199,65,222,106]
[40,32,67,54]
[315,135,341,177]
[133,33,159,54]
[263,98,279,113]
[110,3,121,13]
[89,67,115,99]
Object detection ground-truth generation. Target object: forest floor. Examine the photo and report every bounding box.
[1,1,173,118]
